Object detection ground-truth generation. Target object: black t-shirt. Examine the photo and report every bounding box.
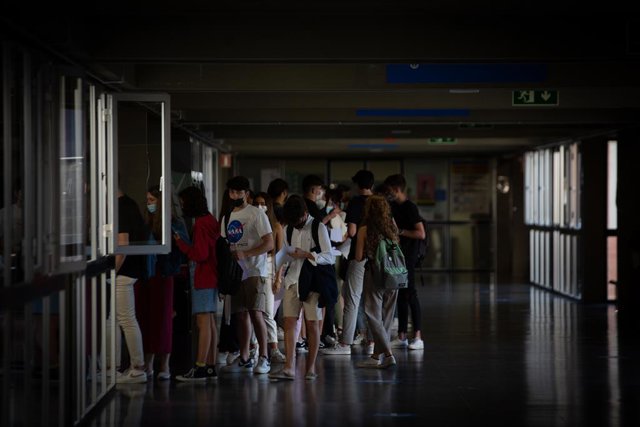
[390,199,421,260]
[118,194,145,279]
[345,194,369,260]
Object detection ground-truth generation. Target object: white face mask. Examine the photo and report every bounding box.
[258,205,267,212]
[316,199,326,209]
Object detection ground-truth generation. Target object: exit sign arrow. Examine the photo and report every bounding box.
[512,89,559,106]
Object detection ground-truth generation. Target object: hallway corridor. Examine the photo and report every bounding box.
[84,277,640,427]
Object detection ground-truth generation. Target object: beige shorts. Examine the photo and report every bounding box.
[282,284,322,321]
[230,276,268,314]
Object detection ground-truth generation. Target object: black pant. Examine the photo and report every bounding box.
[396,258,421,335]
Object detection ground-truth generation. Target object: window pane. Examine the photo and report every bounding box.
[607,140,618,230]
[59,76,85,263]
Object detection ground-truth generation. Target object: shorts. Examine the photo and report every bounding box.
[230,276,268,314]
[282,284,322,321]
[191,286,218,314]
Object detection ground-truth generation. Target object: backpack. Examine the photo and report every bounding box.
[371,237,408,290]
[415,216,429,267]
[216,215,243,295]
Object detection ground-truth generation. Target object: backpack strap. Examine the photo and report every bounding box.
[311,219,321,251]
[286,223,294,246]
[286,218,321,250]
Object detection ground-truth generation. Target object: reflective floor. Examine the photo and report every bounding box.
[86,275,640,427]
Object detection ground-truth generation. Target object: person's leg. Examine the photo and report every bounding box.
[206,313,218,365]
[362,271,390,357]
[303,292,322,376]
[116,275,145,370]
[406,264,422,340]
[236,311,251,361]
[341,259,366,345]
[195,313,211,364]
[282,316,298,375]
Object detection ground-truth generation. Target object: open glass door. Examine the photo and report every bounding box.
[106,93,171,255]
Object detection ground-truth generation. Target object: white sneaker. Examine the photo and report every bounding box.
[379,354,397,369]
[157,371,171,381]
[253,356,271,374]
[277,327,285,341]
[249,347,258,365]
[226,351,240,365]
[321,344,351,355]
[356,356,382,368]
[408,338,424,350]
[217,351,228,364]
[117,368,147,384]
[352,334,365,345]
[390,338,408,348]
[366,342,374,355]
[270,348,287,364]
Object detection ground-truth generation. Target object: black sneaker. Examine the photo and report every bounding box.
[176,366,208,382]
[296,339,309,353]
[205,365,217,380]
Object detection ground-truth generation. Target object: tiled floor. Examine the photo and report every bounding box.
[86,276,640,427]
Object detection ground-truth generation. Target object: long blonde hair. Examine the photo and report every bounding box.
[362,195,398,258]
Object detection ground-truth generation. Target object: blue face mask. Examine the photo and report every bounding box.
[147,203,157,214]
[326,205,334,213]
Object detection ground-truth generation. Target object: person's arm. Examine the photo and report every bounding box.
[175,221,211,262]
[274,223,284,253]
[355,226,367,262]
[347,223,357,238]
[311,222,335,265]
[398,221,425,240]
[236,233,274,260]
[115,232,128,273]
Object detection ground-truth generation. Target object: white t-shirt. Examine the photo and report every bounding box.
[222,204,273,279]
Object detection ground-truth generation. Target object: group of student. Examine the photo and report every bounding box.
[108,169,425,383]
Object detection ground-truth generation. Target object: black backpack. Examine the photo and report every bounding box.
[415,216,430,267]
[286,219,338,307]
[216,215,243,295]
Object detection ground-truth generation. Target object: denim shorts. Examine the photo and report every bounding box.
[191,286,218,314]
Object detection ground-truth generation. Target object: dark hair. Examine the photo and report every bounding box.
[383,174,407,192]
[352,170,374,190]
[226,176,251,191]
[302,175,324,194]
[267,178,289,200]
[178,186,208,217]
[144,185,163,239]
[282,194,308,226]
[218,189,232,222]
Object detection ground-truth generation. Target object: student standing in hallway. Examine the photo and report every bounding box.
[220,176,274,375]
[383,174,426,350]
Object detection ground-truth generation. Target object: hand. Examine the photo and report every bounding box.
[272,279,281,294]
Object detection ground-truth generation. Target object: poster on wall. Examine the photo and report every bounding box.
[416,174,436,205]
[451,161,491,219]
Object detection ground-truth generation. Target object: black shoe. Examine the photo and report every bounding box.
[176,366,208,382]
[296,339,309,353]
[205,365,217,380]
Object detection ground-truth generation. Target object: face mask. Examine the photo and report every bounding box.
[257,205,267,212]
[316,199,326,209]
[325,205,334,213]
[231,198,244,208]
[147,203,157,214]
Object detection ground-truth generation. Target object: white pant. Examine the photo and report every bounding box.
[105,275,144,369]
[264,256,280,344]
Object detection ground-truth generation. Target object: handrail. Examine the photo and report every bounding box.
[0,255,114,310]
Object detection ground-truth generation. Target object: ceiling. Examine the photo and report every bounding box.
[3,2,640,157]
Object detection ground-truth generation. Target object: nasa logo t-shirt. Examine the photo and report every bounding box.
[222,204,272,279]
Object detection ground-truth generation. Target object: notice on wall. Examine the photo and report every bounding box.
[451,161,491,219]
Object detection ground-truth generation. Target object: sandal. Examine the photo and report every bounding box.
[268,370,295,380]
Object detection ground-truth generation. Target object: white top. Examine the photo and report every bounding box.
[222,204,273,279]
[282,215,335,288]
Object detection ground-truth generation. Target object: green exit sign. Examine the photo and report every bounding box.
[512,89,559,106]
[428,138,457,145]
